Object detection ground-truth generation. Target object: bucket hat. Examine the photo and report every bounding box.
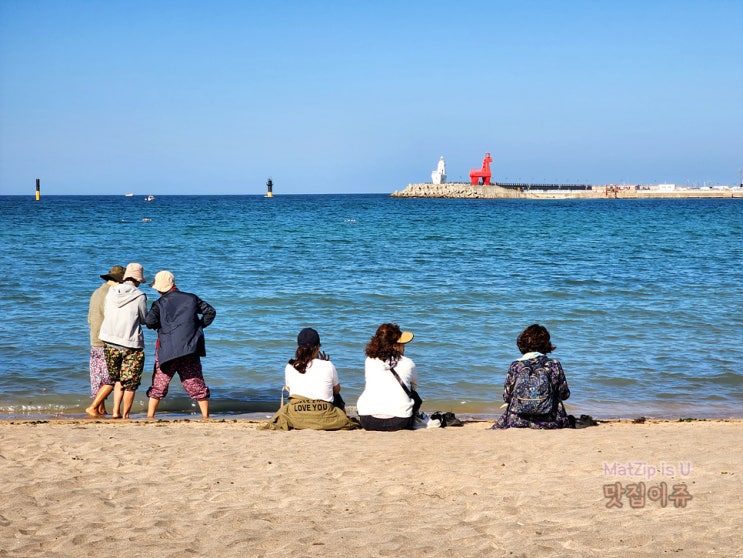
[123,263,145,283]
[151,270,175,292]
[100,265,125,283]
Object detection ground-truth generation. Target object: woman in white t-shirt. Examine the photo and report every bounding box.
[356,323,419,431]
[285,327,344,410]
[263,328,358,430]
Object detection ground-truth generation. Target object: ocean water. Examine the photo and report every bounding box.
[1,194,741,420]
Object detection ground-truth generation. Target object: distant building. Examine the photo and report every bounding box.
[431,156,447,184]
[655,184,677,192]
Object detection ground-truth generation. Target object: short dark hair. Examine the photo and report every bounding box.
[516,324,556,355]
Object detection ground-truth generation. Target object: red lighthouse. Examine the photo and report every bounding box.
[469,152,493,185]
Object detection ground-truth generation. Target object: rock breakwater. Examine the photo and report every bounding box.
[391,183,742,199]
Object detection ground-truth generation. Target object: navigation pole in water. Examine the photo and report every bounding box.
[265,177,273,198]
[35,178,40,201]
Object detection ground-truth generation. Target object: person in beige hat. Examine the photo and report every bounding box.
[87,263,148,418]
[356,323,420,431]
[86,265,125,416]
[150,270,175,293]
[145,270,216,419]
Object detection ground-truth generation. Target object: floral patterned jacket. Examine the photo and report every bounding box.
[492,353,571,429]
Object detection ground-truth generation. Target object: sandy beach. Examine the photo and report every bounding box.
[1,419,741,558]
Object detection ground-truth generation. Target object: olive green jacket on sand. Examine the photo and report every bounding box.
[262,397,360,431]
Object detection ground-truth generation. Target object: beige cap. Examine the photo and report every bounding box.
[151,270,175,292]
[397,331,414,344]
[124,263,145,283]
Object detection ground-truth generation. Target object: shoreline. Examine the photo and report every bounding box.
[4,393,743,423]
[3,408,743,424]
[3,395,743,423]
[391,182,743,199]
[2,416,742,425]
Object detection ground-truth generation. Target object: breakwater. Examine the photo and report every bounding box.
[391,182,743,199]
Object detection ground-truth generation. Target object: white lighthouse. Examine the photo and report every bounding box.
[431,156,447,184]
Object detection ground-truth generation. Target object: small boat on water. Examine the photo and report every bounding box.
[124,193,134,197]
[145,195,155,201]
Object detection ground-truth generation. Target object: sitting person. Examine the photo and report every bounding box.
[492,324,571,429]
[263,328,358,430]
[356,323,420,431]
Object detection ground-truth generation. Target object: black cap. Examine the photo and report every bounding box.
[297,328,321,349]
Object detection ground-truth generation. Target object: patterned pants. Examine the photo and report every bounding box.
[103,345,145,391]
[89,346,110,397]
[146,353,210,400]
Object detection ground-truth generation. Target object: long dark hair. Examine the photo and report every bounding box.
[365,323,404,363]
[516,324,556,355]
[289,346,318,374]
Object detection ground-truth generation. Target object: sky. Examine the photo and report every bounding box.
[1,0,742,195]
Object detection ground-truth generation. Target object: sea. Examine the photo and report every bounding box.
[1,194,741,421]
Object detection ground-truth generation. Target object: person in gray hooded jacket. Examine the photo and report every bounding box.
[86,262,147,419]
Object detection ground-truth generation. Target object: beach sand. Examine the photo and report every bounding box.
[0,419,741,558]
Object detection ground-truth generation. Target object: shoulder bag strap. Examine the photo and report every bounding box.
[389,366,413,398]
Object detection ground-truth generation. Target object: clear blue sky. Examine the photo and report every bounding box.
[1,0,742,195]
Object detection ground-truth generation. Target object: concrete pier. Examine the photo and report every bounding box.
[391,182,743,199]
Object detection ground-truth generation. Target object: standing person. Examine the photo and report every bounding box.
[87,263,148,419]
[492,324,571,429]
[356,323,420,431]
[85,265,125,416]
[145,270,216,419]
[263,327,358,430]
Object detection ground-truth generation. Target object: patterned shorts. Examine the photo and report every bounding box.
[104,345,145,391]
[89,346,110,397]
[146,353,210,401]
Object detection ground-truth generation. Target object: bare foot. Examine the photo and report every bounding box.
[111,414,122,419]
[96,405,107,415]
[85,406,101,417]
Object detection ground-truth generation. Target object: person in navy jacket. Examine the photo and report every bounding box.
[145,270,216,419]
